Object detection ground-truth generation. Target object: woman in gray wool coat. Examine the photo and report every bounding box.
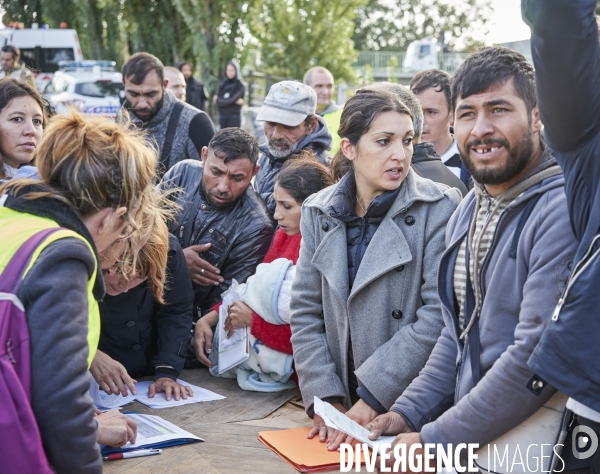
[289,89,461,450]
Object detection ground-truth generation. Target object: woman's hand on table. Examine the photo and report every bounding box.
[307,401,347,443]
[95,410,137,447]
[148,378,193,401]
[327,399,380,451]
[91,350,137,396]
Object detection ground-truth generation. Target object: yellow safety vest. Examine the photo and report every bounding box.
[323,107,343,156]
[0,207,100,367]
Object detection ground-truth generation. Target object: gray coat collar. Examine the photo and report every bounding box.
[307,169,449,302]
[306,168,449,220]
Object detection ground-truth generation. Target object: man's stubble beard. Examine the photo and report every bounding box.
[128,92,165,122]
[459,126,535,186]
[200,175,236,210]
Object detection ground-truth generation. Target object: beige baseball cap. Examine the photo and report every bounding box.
[257,80,317,127]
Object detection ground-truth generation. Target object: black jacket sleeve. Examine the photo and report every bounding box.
[152,235,194,380]
[204,224,273,310]
[188,112,215,157]
[216,80,246,106]
[18,239,102,473]
[523,0,600,153]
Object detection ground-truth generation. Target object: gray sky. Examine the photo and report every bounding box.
[488,0,531,44]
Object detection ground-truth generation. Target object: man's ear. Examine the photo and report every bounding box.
[531,106,542,133]
[252,162,261,178]
[307,115,319,134]
[163,79,169,89]
[448,108,455,127]
[201,146,209,163]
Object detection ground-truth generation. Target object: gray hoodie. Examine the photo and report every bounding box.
[391,152,578,449]
[255,115,332,219]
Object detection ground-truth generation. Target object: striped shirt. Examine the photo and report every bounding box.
[453,192,515,328]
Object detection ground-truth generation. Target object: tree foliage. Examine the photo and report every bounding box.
[171,0,254,95]
[353,0,492,52]
[249,0,367,82]
[1,0,495,91]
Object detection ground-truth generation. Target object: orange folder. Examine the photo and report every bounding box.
[258,427,365,472]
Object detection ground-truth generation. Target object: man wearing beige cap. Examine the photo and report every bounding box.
[255,80,332,219]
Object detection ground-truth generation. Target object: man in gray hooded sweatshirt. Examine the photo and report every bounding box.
[255,80,332,220]
[366,46,578,467]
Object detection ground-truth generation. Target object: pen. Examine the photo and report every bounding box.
[103,448,162,460]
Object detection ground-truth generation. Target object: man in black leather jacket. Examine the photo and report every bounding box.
[159,128,274,353]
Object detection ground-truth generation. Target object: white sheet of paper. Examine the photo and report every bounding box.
[133,379,225,409]
[313,396,396,450]
[89,379,136,410]
[89,378,225,410]
[120,413,203,449]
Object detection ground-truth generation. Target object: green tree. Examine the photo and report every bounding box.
[171,0,256,102]
[0,0,193,68]
[249,0,367,82]
[353,0,492,52]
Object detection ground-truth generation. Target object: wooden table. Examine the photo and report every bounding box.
[103,368,344,474]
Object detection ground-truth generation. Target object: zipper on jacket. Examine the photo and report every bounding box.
[179,225,184,239]
[552,234,600,322]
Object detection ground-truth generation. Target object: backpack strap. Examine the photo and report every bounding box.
[158,101,185,178]
[508,194,543,258]
[0,228,65,294]
[463,239,482,384]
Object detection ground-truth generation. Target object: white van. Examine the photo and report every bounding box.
[402,38,440,72]
[0,28,84,90]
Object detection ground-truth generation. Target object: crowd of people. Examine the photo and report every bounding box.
[0,0,599,472]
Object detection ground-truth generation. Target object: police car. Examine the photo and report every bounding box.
[44,60,122,118]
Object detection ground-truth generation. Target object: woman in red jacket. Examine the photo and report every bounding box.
[194,154,333,366]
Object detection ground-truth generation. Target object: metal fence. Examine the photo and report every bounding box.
[354,51,470,77]
[244,71,293,107]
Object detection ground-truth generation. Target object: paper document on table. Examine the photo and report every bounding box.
[89,379,136,410]
[101,413,203,454]
[313,396,396,450]
[89,378,225,410]
[217,283,249,374]
[133,379,225,409]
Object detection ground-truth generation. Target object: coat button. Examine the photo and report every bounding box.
[405,215,415,226]
[392,310,403,319]
[201,204,206,210]
[132,344,141,351]
[395,265,405,272]
[322,222,329,231]
[126,320,136,327]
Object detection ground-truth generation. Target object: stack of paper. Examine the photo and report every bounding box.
[313,397,396,451]
[89,379,137,410]
[89,378,225,410]
[259,427,364,472]
[101,413,203,455]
